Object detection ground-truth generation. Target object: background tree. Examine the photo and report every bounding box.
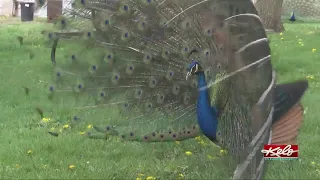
[254,0,285,32]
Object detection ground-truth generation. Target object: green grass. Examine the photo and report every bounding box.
[0,18,320,179]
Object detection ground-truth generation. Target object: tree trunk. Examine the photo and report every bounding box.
[12,0,19,17]
[254,0,284,32]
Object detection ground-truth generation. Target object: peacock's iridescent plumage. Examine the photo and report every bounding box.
[186,61,219,142]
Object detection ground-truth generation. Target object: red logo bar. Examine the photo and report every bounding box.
[261,145,299,160]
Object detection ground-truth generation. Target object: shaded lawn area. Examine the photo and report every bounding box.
[0,18,319,179]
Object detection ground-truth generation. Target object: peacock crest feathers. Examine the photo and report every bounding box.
[39,0,272,161]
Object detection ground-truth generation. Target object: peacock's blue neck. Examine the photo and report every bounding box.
[196,71,218,141]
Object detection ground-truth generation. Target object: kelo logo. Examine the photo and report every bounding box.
[261,145,299,160]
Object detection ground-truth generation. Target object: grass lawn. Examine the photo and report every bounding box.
[0,17,319,179]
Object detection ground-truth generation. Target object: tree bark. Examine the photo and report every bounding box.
[12,0,19,17]
[254,0,285,32]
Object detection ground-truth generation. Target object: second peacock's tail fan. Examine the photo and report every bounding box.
[40,0,272,169]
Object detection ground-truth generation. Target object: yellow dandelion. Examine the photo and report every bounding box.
[15,164,20,168]
[87,124,93,129]
[301,43,304,46]
[68,164,76,169]
[179,173,184,178]
[146,176,156,180]
[185,151,193,156]
[195,136,201,141]
[137,173,145,177]
[280,37,284,40]
[220,149,227,155]
[280,32,283,36]
[79,132,85,135]
[27,150,32,154]
[298,39,302,42]
[312,48,316,52]
[43,165,47,169]
[50,127,55,131]
[298,41,302,44]
[306,75,315,79]
[63,124,69,129]
[199,140,206,145]
[42,117,51,122]
[59,128,63,132]
[207,155,213,159]
[175,141,180,145]
[136,178,142,180]
[311,162,316,165]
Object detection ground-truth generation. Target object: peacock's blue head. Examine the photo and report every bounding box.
[186,61,202,80]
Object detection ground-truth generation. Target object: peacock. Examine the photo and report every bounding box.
[289,11,296,22]
[37,0,308,168]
